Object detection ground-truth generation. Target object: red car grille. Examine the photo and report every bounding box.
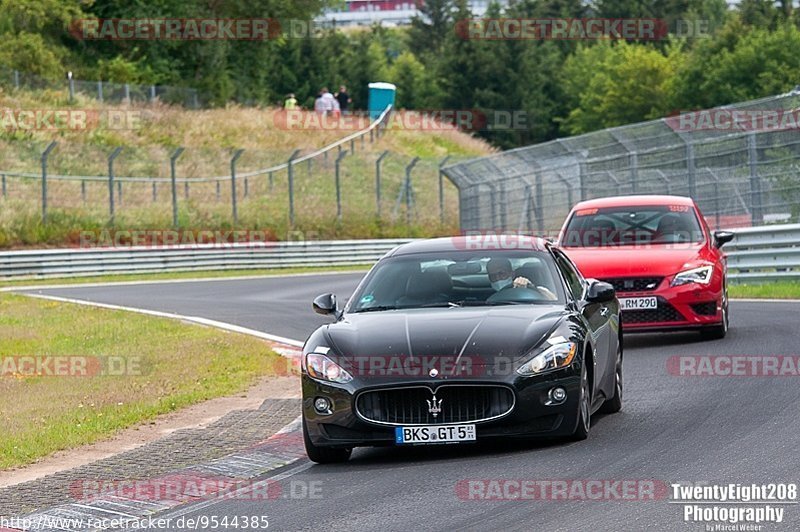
[602,277,663,292]
[622,297,685,324]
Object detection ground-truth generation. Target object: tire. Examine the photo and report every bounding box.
[571,360,591,441]
[599,343,623,414]
[700,293,728,340]
[302,417,352,464]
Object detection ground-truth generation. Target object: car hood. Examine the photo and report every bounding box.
[562,244,704,279]
[322,306,566,376]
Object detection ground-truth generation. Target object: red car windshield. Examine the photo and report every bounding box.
[562,205,705,247]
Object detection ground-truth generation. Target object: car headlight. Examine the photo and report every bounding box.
[306,353,353,384]
[671,265,713,287]
[517,341,577,376]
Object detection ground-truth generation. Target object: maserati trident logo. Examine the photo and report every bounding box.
[427,394,443,418]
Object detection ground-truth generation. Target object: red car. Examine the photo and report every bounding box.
[558,195,734,338]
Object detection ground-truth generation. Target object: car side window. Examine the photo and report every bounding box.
[552,250,585,300]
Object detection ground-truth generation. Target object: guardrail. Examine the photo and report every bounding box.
[0,224,798,281]
[725,224,800,283]
[0,239,412,279]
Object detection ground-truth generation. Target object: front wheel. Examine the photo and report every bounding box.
[571,361,591,441]
[701,293,728,340]
[599,344,623,414]
[303,417,352,464]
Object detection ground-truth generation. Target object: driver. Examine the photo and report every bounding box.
[486,258,557,300]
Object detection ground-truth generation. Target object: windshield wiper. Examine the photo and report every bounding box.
[419,301,462,308]
[353,305,399,313]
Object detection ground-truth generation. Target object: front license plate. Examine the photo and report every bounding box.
[395,424,476,444]
[619,296,657,310]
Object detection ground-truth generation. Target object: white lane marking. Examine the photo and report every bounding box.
[19,293,304,348]
[0,269,366,292]
[732,298,800,303]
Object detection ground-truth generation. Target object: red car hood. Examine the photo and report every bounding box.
[562,244,705,279]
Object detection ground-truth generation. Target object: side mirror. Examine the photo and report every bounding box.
[313,293,337,316]
[586,280,616,303]
[713,231,734,249]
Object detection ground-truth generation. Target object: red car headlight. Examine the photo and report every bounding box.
[671,265,713,287]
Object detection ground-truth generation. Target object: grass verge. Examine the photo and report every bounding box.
[0,293,284,470]
[729,281,800,300]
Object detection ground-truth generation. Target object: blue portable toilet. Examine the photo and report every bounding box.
[368,82,396,120]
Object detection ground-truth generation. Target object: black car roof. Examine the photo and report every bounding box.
[386,235,555,257]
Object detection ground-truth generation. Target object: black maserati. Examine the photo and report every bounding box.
[301,236,622,463]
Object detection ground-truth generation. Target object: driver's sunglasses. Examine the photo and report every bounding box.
[488,269,512,281]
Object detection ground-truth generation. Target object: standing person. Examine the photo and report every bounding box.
[335,86,352,115]
[284,93,298,109]
[314,91,325,114]
[320,87,336,115]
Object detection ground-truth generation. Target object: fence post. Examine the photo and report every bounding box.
[81,180,86,204]
[606,170,622,196]
[534,175,544,232]
[215,181,220,202]
[152,182,157,202]
[107,147,122,223]
[184,179,189,199]
[335,150,348,222]
[170,147,185,228]
[13,70,19,89]
[268,171,274,193]
[150,85,156,103]
[68,76,74,103]
[518,185,532,232]
[97,81,103,103]
[1,174,5,198]
[124,83,130,104]
[705,167,722,230]
[287,149,301,226]
[350,138,355,155]
[578,160,586,201]
[438,156,451,225]
[747,131,763,225]
[685,139,696,197]
[117,180,122,204]
[376,150,389,218]
[41,141,57,224]
[230,149,244,224]
[405,157,420,226]
[244,177,249,198]
[630,152,639,194]
[370,128,374,143]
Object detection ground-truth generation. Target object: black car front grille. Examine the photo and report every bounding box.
[691,301,718,316]
[356,385,515,426]
[622,297,685,324]
[602,277,663,293]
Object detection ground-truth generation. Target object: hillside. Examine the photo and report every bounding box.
[0,88,494,248]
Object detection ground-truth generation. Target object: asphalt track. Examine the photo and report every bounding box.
[16,274,800,531]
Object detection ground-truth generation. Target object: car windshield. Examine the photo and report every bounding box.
[349,251,565,313]
[562,205,705,247]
